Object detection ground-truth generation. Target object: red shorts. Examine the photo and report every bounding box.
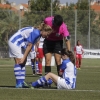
[76,54,82,59]
[37,48,44,58]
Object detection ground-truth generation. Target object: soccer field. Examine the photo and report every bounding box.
[0,58,100,100]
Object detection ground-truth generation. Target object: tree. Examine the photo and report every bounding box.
[0,10,20,47]
[30,0,60,12]
[30,0,51,12]
[76,0,89,10]
[24,0,60,26]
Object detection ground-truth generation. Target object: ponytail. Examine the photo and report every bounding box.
[68,51,75,65]
[61,48,75,65]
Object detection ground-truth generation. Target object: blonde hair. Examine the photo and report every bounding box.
[37,23,53,33]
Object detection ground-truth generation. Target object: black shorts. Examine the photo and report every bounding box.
[43,39,63,54]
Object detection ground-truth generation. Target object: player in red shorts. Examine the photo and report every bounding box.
[74,40,84,69]
[36,37,45,76]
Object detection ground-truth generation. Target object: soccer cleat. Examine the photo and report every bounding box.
[43,83,51,88]
[22,81,29,88]
[15,83,22,88]
[33,69,35,74]
[28,85,34,89]
[24,82,34,89]
[78,68,81,70]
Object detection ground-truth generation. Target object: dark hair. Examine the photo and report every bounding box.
[61,48,75,65]
[77,40,80,45]
[53,15,63,27]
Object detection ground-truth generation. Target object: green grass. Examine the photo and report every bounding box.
[0,58,100,100]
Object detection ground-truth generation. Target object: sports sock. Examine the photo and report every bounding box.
[14,64,25,88]
[57,65,61,76]
[47,79,53,85]
[31,61,35,70]
[14,64,22,86]
[20,64,25,84]
[36,61,39,73]
[32,76,47,87]
[45,66,51,75]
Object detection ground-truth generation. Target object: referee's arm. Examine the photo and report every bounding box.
[64,36,70,51]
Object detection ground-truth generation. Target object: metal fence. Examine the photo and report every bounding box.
[0,10,100,58]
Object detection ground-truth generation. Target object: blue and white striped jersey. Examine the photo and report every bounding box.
[9,27,41,49]
[60,59,77,88]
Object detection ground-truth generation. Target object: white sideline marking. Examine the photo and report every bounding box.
[0,87,100,92]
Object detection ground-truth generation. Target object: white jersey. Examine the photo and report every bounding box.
[9,27,40,48]
[74,45,83,54]
[61,59,76,89]
[8,27,41,58]
[38,37,45,48]
[9,27,34,49]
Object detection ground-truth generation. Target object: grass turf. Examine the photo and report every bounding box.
[0,58,100,100]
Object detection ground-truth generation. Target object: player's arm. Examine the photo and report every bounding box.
[24,43,33,58]
[62,23,71,51]
[59,62,66,76]
[19,43,33,64]
[64,36,70,51]
[81,46,84,55]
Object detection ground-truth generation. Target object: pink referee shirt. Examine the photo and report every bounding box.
[44,16,70,41]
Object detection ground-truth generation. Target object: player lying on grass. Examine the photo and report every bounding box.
[28,48,77,89]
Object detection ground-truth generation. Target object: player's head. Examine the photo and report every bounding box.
[61,48,75,65]
[77,40,80,45]
[53,15,63,27]
[38,23,52,38]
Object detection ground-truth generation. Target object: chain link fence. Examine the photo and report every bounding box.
[0,10,100,58]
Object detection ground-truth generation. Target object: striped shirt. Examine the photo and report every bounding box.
[9,27,41,49]
[60,59,77,89]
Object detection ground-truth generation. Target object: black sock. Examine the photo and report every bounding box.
[57,65,61,76]
[45,66,51,75]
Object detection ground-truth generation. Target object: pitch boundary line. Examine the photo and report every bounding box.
[0,87,100,92]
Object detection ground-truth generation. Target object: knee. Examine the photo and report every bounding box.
[45,58,51,65]
[46,72,52,77]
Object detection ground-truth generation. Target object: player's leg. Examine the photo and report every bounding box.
[14,57,27,88]
[38,48,44,75]
[38,58,43,74]
[79,55,82,69]
[35,57,39,74]
[37,47,44,75]
[45,72,58,83]
[31,72,58,88]
[8,41,26,88]
[31,59,35,75]
[43,39,54,75]
[76,55,79,69]
[54,40,63,76]
[54,53,61,76]
[30,51,37,75]
[44,53,52,74]
[14,58,23,88]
